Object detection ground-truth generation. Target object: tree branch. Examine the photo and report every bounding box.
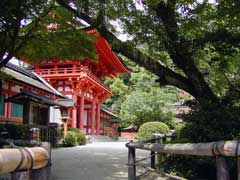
[56,0,196,96]
[154,0,219,103]
[194,29,240,49]
[0,3,54,68]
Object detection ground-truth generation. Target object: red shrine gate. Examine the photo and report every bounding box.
[34,28,128,135]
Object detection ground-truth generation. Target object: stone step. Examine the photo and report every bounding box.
[86,135,118,143]
[138,170,186,180]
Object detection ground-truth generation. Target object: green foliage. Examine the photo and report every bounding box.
[17,5,97,63]
[120,89,175,128]
[0,0,97,67]
[159,155,217,179]
[179,104,240,142]
[137,121,169,141]
[63,131,78,147]
[0,0,51,66]
[173,123,185,139]
[67,128,87,145]
[0,123,30,140]
[103,58,179,129]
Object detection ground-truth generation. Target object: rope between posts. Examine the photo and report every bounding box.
[14,147,24,172]
[212,142,222,157]
[23,148,34,180]
[134,153,157,164]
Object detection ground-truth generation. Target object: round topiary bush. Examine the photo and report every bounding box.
[137,121,169,141]
[63,131,77,147]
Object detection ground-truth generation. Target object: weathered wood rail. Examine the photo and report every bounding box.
[126,134,240,180]
[0,141,51,180]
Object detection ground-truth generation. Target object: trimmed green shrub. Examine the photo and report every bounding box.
[63,131,77,147]
[75,130,87,145]
[68,127,80,133]
[0,123,30,139]
[68,128,87,145]
[137,121,169,141]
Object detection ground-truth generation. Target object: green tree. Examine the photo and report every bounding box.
[0,0,96,67]
[104,58,178,129]
[56,0,240,106]
[0,0,51,67]
[120,88,176,128]
[56,0,240,141]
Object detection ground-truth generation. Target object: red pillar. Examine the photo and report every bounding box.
[91,101,95,135]
[78,96,84,130]
[63,121,68,138]
[71,108,77,128]
[71,93,77,128]
[96,103,100,135]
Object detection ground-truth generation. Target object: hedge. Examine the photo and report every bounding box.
[63,128,87,147]
[137,121,169,141]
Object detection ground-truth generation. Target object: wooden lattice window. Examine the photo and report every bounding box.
[0,94,5,116]
[11,103,23,118]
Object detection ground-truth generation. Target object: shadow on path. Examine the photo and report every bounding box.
[51,142,149,180]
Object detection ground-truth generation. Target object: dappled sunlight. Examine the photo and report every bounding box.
[51,141,147,180]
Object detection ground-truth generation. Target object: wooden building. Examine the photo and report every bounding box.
[34,28,128,135]
[0,62,67,125]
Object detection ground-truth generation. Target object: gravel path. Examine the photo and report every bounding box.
[51,142,149,180]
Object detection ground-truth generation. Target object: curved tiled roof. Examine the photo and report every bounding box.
[2,63,65,98]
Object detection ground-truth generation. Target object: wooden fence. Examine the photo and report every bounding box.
[29,124,58,147]
[126,134,240,180]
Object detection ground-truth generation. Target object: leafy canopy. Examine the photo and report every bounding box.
[103,58,179,129]
[17,5,97,62]
[0,0,97,67]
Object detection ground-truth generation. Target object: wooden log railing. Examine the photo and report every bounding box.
[126,134,240,180]
[0,141,51,180]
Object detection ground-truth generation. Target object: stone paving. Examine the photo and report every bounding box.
[51,141,150,180]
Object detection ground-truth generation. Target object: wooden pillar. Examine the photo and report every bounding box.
[23,102,30,124]
[91,101,95,135]
[216,156,230,180]
[63,121,68,138]
[71,93,77,128]
[78,96,84,130]
[102,117,105,135]
[237,156,240,180]
[96,103,100,135]
[7,84,12,118]
[30,166,51,180]
[71,108,76,128]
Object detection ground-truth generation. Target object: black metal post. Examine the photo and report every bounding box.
[30,166,51,180]
[150,139,156,169]
[128,146,136,180]
[216,156,230,180]
[11,171,28,180]
[237,156,240,180]
[162,135,166,143]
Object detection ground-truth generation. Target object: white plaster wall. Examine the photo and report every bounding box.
[49,107,62,124]
[11,85,21,93]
